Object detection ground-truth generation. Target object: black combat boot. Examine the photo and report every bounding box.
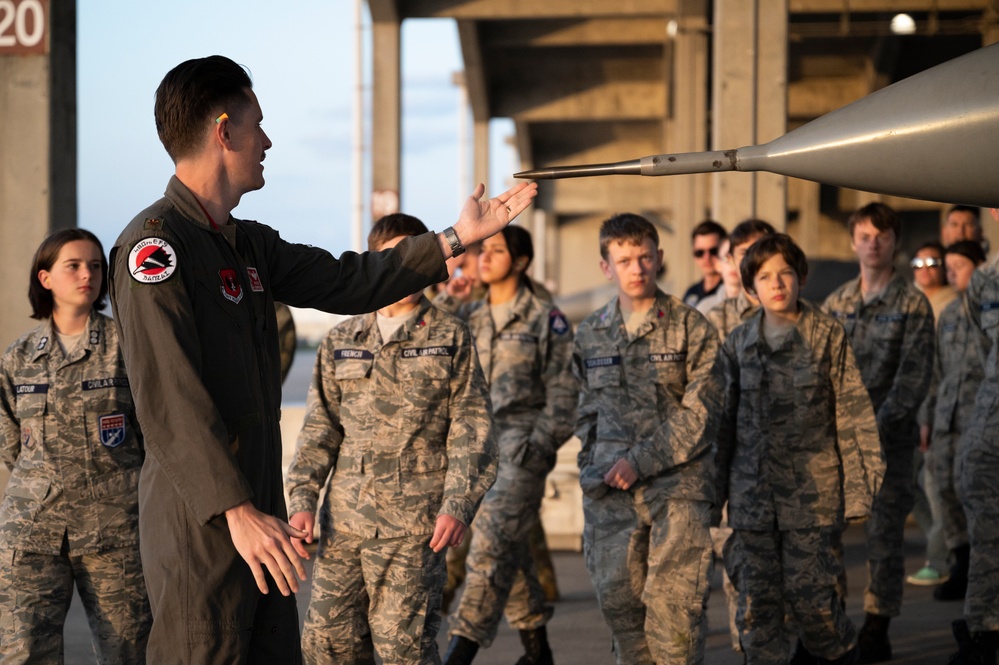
[443,635,479,665]
[817,646,860,665]
[513,626,554,665]
[948,621,999,665]
[936,544,971,601]
[857,613,892,664]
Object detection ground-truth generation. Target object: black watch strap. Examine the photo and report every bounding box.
[442,226,465,257]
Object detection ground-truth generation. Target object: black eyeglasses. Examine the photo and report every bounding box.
[910,257,942,269]
[693,247,720,259]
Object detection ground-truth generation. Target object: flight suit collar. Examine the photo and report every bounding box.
[164,175,234,235]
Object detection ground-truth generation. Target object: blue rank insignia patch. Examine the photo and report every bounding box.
[550,310,569,335]
[99,414,126,449]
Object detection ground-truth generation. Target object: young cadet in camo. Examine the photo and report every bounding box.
[572,213,717,665]
[437,225,576,665]
[284,214,494,665]
[703,218,776,655]
[823,203,935,663]
[918,241,987,605]
[711,234,885,665]
[0,229,151,664]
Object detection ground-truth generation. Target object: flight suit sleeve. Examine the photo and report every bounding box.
[875,295,935,434]
[110,237,253,525]
[264,228,449,314]
[285,335,345,516]
[0,354,19,471]
[624,311,720,479]
[439,324,496,526]
[831,326,885,522]
[710,339,739,525]
[526,311,578,464]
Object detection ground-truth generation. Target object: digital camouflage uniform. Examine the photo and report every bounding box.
[921,297,982,552]
[109,176,448,665]
[823,272,935,617]
[706,291,759,341]
[958,254,999,633]
[706,292,760,651]
[710,301,885,665]
[0,312,151,664]
[440,285,577,648]
[573,289,717,665]
[285,297,494,665]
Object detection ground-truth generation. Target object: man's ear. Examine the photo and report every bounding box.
[599,259,613,281]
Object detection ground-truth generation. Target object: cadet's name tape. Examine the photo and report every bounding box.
[499,332,537,343]
[982,302,999,312]
[334,349,374,360]
[834,311,909,323]
[15,384,48,394]
[82,377,130,390]
[585,353,685,369]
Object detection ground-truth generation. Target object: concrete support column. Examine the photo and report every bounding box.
[473,119,489,192]
[664,0,709,295]
[0,0,76,491]
[371,18,401,219]
[795,178,821,257]
[711,0,787,229]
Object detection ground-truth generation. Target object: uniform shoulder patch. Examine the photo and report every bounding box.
[549,309,569,335]
[128,237,177,284]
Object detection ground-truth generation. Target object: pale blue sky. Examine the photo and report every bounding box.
[77,1,516,256]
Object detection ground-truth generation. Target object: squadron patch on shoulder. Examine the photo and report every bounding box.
[550,310,569,335]
[129,238,177,284]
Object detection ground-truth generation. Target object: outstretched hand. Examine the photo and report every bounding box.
[446,182,539,254]
[226,500,310,596]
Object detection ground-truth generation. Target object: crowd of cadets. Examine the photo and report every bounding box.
[2,201,997,665]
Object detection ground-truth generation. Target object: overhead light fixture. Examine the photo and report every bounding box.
[890,13,916,35]
[666,19,679,39]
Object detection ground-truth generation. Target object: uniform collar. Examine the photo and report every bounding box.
[595,288,670,330]
[743,299,816,352]
[841,270,907,306]
[164,175,234,234]
[363,296,436,344]
[30,310,106,363]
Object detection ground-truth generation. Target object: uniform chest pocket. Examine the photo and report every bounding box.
[334,356,374,381]
[14,393,47,459]
[587,363,622,390]
[649,352,688,387]
[14,392,47,419]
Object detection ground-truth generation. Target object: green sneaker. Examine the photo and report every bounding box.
[907,564,950,586]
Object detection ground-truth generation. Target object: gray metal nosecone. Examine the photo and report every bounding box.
[516,43,999,209]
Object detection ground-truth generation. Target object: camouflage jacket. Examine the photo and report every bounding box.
[285,298,495,538]
[921,296,986,435]
[0,312,143,555]
[823,272,935,449]
[436,284,577,469]
[573,290,718,502]
[706,291,760,342]
[962,254,999,437]
[710,301,884,529]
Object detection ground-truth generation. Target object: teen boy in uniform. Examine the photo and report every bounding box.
[285,214,495,664]
[712,234,884,665]
[573,213,718,665]
[823,203,935,662]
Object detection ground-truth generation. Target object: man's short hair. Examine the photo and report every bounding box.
[728,218,776,250]
[29,228,108,320]
[599,213,660,261]
[948,205,981,224]
[691,220,728,243]
[368,213,428,251]
[155,55,255,163]
[945,239,987,266]
[915,240,945,257]
[848,202,901,239]
[740,233,809,293]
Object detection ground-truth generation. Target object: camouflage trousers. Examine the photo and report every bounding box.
[582,490,712,665]
[861,446,916,617]
[960,428,999,633]
[302,529,446,665]
[0,544,151,665]
[726,527,855,665]
[928,429,969,550]
[710,505,741,652]
[449,460,552,647]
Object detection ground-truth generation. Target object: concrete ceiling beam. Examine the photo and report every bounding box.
[790,0,986,12]
[398,0,677,20]
[481,18,671,48]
